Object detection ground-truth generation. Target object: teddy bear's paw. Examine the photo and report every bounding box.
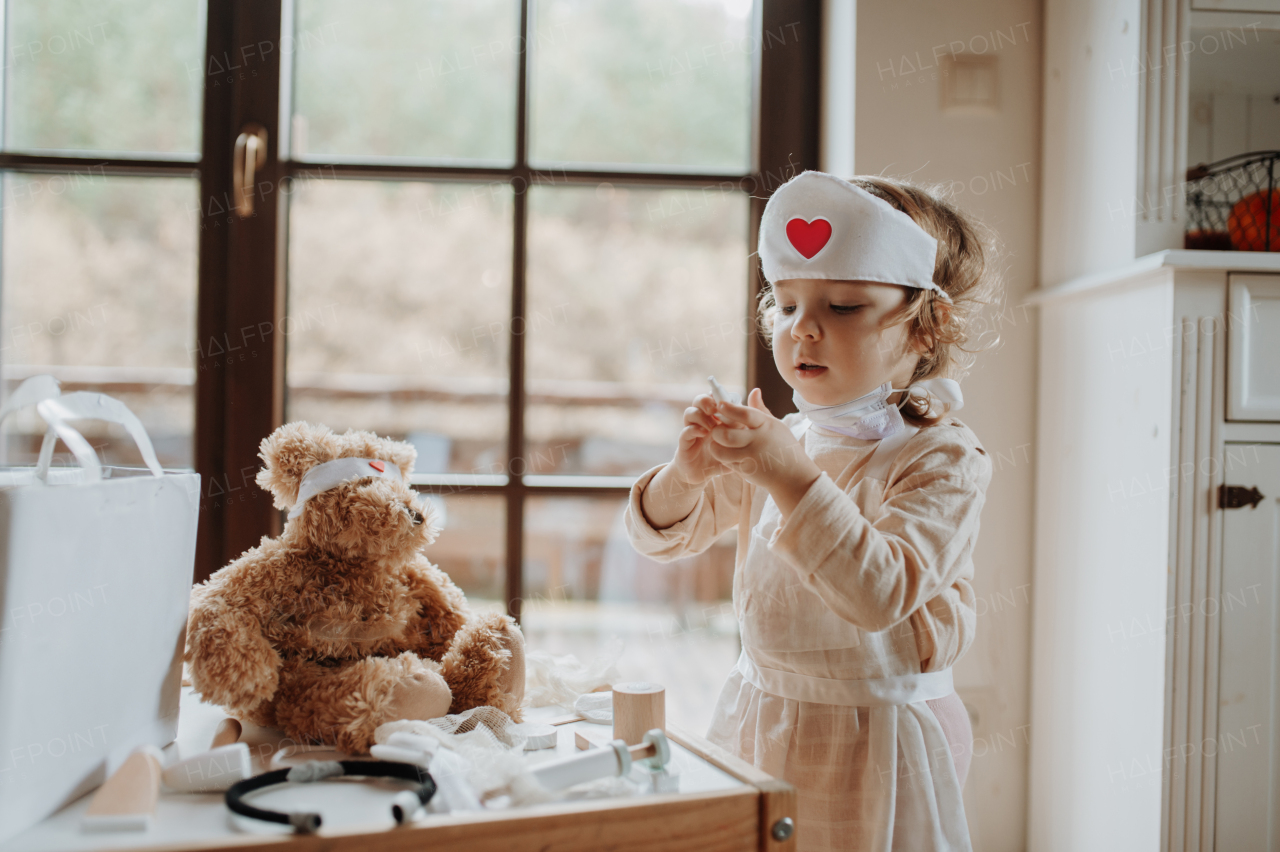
[496,622,526,711]
[383,668,452,723]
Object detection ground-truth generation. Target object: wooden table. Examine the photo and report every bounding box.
[5,688,796,852]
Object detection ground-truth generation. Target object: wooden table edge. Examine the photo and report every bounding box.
[665,723,797,851]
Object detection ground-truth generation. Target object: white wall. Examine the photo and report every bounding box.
[1040,0,1143,285]
[851,2,1042,849]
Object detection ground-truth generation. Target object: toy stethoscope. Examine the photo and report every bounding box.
[224,760,436,833]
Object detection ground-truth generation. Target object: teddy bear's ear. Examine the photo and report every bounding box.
[339,429,418,478]
[256,421,339,509]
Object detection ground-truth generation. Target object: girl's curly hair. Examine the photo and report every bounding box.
[756,175,1003,427]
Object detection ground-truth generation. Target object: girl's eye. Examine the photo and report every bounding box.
[779,305,796,315]
[831,305,863,314]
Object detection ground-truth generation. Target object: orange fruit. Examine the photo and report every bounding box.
[1228,189,1280,252]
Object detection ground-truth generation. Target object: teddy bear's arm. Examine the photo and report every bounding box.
[398,558,470,660]
[185,577,283,714]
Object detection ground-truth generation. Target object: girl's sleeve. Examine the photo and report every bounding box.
[766,426,992,634]
[908,575,978,672]
[623,463,747,563]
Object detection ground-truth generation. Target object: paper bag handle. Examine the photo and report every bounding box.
[35,392,164,482]
[0,374,62,425]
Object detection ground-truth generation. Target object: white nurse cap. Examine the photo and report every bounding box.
[758,171,950,302]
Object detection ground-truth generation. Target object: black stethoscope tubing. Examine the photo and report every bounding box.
[225,760,436,833]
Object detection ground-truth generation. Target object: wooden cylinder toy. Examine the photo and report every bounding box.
[611,681,665,745]
[210,717,242,749]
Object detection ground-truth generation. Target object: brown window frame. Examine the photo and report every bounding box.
[0,0,822,609]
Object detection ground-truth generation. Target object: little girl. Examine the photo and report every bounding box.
[624,171,998,851]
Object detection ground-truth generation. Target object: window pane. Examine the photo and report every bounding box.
[0,175,198,468]
[530,0,754,171]
[522,494,738,733]
[285,179,511,474]
[6,0,204,155]
[525,184,748,476]
[423,493,506,608]
[291,0,519,163]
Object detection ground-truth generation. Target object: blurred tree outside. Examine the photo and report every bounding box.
[6,0,204,154]
[529,0,752,169]
[292,0,519,162]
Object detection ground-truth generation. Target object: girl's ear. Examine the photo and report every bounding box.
[909,300,945,355]
[933,299,953,328]
[909,325,935,355]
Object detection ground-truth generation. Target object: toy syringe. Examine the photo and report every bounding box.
[523,728,671,792]
[707,376,741,406]
[371,728,672,821]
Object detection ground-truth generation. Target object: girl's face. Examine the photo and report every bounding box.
[770,278,923,406]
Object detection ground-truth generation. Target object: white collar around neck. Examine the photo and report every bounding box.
[792,377,963,440]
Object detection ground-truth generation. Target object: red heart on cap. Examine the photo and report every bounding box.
[786,217,832,259]
[369,460,385,472]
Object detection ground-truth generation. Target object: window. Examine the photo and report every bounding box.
[2,0,819,731]
[0,1,204,470]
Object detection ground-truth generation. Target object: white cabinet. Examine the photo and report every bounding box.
[1041,1,1280,289]
[1215,443,1280,850]
[1228,275,1280,420]
[1029,250,1280,852]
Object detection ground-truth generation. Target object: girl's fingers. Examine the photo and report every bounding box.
[709,424,753,448]
[679,423,709,445]
[683,406,718,432]
[678,427,731,477]
[693,393,718,414]
[706,441,742,468]
[714,402,766,428]
[695,394,727,423]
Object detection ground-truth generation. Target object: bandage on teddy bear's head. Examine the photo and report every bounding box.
[256,422,438,559]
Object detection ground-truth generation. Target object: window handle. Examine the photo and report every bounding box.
[233,123,268,218]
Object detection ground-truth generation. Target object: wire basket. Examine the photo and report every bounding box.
[1185,150,1279,252]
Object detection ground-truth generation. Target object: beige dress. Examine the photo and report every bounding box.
[624,413,992,852]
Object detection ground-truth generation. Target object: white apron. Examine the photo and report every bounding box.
[714,417,972,852]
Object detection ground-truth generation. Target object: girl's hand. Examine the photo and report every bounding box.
[669,393,732,489]
[707,388,822,519]
[639,394,728,530]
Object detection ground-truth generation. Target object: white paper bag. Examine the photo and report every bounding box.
[0,377,200,843]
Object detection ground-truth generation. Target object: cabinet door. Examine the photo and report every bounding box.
[1192,0,1280,11]
[1217,443,1280,849]
[1228,275,1280,421]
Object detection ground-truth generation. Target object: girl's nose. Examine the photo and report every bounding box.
[791,307,821,340]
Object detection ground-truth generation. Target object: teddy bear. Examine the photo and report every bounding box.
[184,421,525,753]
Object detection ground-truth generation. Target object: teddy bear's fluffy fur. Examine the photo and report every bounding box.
[184,422,524,753]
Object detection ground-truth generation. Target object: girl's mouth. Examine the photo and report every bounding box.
[796,363,827,378]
